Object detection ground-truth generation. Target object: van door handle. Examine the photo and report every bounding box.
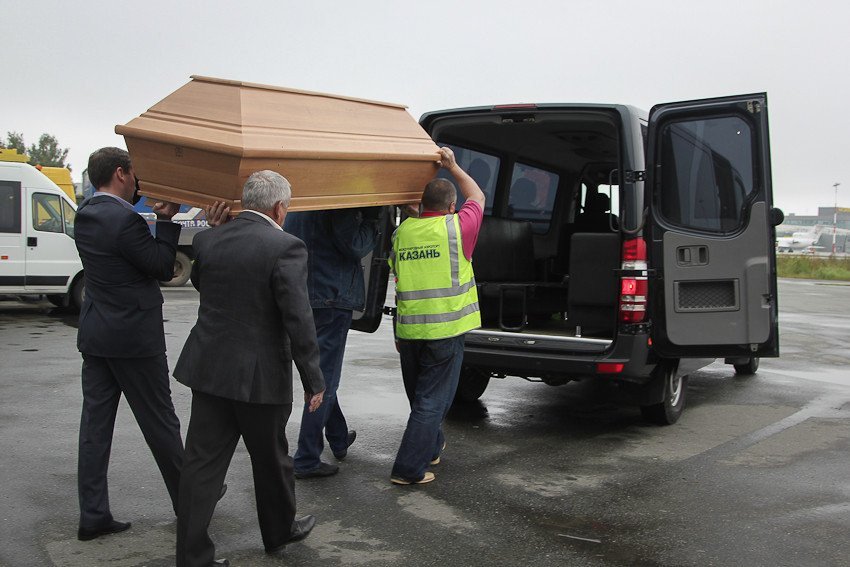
[676,245,708,266]
[27,237,38,247]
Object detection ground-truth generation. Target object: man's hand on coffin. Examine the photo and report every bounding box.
[306,389,325,413]
[152,200,180,220]
[437,146,458,171]
[205,201,232,227]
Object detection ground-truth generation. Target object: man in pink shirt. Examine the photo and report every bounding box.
[418,182,484,261]
[389,147,485,485]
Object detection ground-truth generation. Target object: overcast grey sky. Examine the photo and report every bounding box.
[3,0,847,215]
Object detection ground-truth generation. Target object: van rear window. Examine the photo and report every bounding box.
[507,163,559,234]
[434,144,499,215]
[0,181,22,233]
[658,115,754,233]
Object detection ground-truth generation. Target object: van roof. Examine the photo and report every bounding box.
[419,102,647,127]
[0,160,70,195]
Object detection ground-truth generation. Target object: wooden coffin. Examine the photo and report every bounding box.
[115,76,440,212]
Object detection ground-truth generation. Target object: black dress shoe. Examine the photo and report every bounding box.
[219,483,228,500]
[77,519,131,541]
[333,430,357,460]
[294,461,339,479]
[266,515,316,553]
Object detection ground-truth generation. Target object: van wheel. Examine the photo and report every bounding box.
[454,367,490,402]
[69,278,85,312]
[163,251,192,287]
[734,357,759,375]
[640,365,687,425]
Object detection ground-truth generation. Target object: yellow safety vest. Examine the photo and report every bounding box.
[390,214,480,340]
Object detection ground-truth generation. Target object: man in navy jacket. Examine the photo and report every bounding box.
[74,147,184,541]
[284,207,381,478]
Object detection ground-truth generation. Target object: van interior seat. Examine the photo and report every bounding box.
[553,195,619,277]
[473,216,567,330]
[473,216,536,282]
[567,232,621,334]
[574,192,619,233]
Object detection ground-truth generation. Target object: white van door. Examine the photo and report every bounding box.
[646,93,780,359]
[24,189,79,292]
[0,180,25,289]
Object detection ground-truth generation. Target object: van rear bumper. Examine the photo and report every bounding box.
[462,331,657,384]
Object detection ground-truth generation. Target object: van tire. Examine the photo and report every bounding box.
[163,251,192,287]
[733,357,759,375]
[69,277,85,312]
[640,364,687,425]
[454,367,490,402]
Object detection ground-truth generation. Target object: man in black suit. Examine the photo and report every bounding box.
[74,147,185,541]
[174,170,326,567]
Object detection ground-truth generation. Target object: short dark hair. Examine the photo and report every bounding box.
[421,178,457,211]
[87,147,131,189]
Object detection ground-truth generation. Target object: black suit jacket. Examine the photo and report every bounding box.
[74,195,180,358]
[173,212,325,404]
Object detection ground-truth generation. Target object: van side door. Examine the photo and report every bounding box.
[646,93,780,359]
[351,206,395,333]
[0,179,25,289]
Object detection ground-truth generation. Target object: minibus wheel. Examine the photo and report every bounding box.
[733,357,759,375]
[70,277,85,312]
[640,364,687,425]
[163,251,192,287]
[454,367,490,402]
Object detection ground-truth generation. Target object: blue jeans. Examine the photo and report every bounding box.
[294,308,352,473]
[391,335,465,481]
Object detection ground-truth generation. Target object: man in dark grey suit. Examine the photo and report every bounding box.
[174,170,326,567]
[74,147,184,541]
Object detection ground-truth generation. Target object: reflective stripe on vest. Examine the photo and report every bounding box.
[392,214,480,340]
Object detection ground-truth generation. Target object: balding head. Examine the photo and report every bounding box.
[421,178,457,213]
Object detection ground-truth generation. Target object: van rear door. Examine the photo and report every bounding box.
[646,93,779,359]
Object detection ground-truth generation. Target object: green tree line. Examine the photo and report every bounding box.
[1,131,70,169]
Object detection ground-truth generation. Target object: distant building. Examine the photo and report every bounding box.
[783,207,850,230]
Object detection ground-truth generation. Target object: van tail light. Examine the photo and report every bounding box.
[597,362,624,374]
[620,238,648,323]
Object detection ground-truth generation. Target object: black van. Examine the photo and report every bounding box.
[356,93,782,425]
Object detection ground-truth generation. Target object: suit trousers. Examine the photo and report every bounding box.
[176,390,296,567]
[78,353,184,528]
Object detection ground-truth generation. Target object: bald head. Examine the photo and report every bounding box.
[421,178,457,212]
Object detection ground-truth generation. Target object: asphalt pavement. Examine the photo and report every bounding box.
[0,279,848,567]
